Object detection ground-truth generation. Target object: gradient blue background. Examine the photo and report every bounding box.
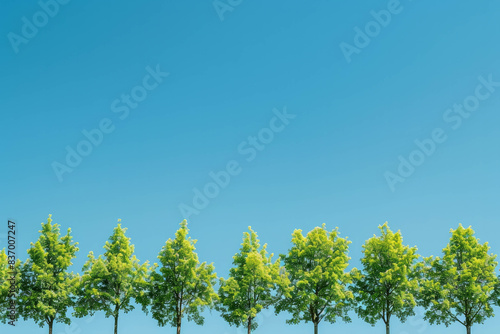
[1,0,500,333]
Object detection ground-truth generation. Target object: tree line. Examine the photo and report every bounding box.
[1,215,499,334]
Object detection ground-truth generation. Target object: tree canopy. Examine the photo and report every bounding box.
[352,223,420,334]
[419,224,498,334]
[277,224,353,334]
[3,218,500,334]
[138,220,218,334]
[18,215,79,334]
[75,221,149,334]
[217,227,289,334]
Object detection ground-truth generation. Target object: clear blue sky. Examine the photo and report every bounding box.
[1,1,500,333]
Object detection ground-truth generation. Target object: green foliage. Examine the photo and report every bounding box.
[0,249,22,324]
[4,216,500,333]
[276,224,353,333]
[352,223,419,332]
[217,227,288,333]
[75,221,149,334]
[18,215,79,332]
[419,224,498,332]
[492,273,500,308]
[0,249,9,321]
[138,220,218,333]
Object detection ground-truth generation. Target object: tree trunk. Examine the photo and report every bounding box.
[114,304,120,334]
[314,321,319,334]
[386,312,391,334]
[177,314,181,334]
[48,321,53,334]
[467,325,471,334]
[114,315,118,334]
[247,317,252,334]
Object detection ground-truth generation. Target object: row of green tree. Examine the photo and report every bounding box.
[1,215,499,334]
